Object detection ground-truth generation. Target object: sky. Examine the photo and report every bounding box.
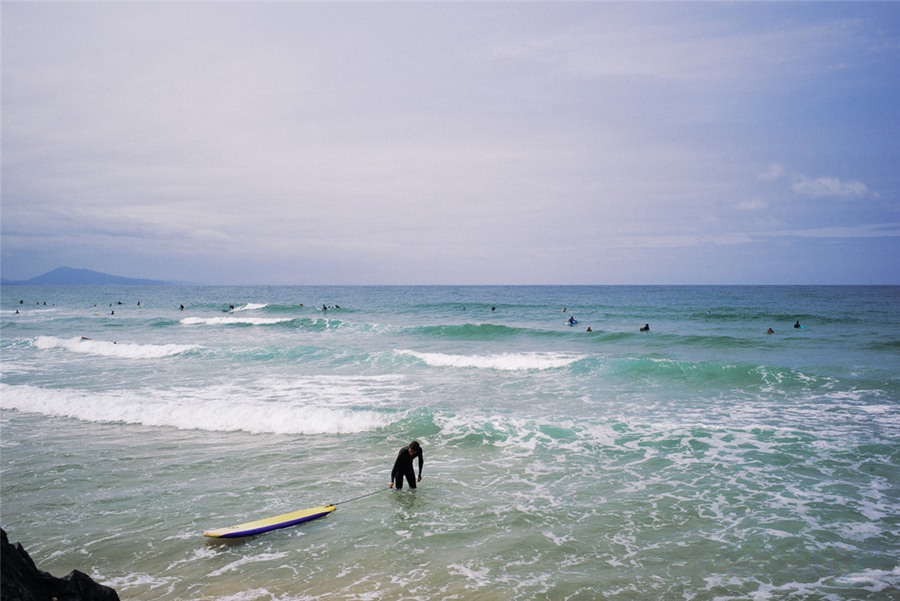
[2,2,899,285]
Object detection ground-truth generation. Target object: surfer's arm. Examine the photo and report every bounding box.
[389,449,403,484]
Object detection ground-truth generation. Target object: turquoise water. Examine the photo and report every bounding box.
[1,285,898,600]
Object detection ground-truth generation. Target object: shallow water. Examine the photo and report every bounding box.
[2,285,898,600]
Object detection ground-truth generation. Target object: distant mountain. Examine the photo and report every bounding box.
[1,267,172,286]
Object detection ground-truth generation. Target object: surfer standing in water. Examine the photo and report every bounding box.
[390,441,423,490]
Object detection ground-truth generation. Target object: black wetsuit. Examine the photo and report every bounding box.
[391,445,423,490]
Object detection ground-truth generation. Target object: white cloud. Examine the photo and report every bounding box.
[759,163,785,181]
[768,223,900,239]
[791,176,870,199]
[759,163,873,200]
[736,199,769,211]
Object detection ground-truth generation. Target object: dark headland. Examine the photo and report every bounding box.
[1,267,172,286]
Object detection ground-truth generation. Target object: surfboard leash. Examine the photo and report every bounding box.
[331,486,391,507]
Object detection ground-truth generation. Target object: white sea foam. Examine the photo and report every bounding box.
[32,336,199,359]
[98,571,177,595]
[208,552,289,577]
[260,374,414,407]
[165,546,218,571]
[837,520,883,541]
[447,563,492,587]
[0,382,398,434]
[196,589,280,601]
[703,570,900,600]
[860,404,892,414]
[232,303,268,312]
[396,350,580,371]
[180,316,294,326]
[835,566,900,592]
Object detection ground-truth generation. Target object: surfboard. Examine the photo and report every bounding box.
[203,504,336,538]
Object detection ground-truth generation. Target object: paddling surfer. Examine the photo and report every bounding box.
[390,441,423,490]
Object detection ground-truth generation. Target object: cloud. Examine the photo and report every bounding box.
[759,162,874,200]
[2,2,898,284]
[485,11,867,87]
[769,223,900,239]
[735,199,769,211]
[759,163,786,181]
[791,176,870,199]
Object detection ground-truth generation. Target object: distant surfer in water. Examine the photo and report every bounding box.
[640,323,649,332]
[794,320,801,329]
[390,441,423,490]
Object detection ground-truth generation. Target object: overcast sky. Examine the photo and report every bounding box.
[2,2,899,285]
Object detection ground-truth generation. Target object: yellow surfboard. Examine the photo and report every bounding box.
[203,504,336,538]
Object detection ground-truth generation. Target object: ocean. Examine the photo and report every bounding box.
[1,285,898,600]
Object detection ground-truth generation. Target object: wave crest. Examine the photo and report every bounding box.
[0,383,398,435]
[32,336,199,359]
[396,350,581,371]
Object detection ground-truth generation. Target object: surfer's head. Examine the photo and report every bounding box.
[408,441,421,455]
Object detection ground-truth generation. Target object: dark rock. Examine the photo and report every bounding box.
[1,528,120,601]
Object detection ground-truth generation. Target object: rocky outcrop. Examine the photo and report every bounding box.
[1,528,120,601]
